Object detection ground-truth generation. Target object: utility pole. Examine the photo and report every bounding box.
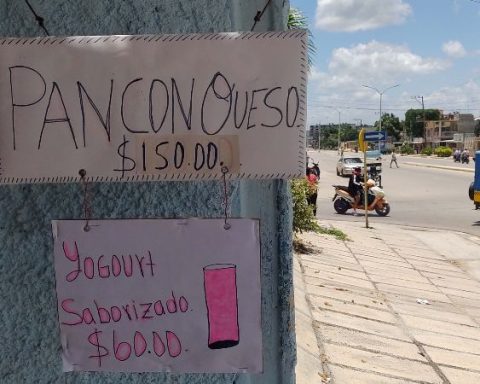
[318,123,321,150]
[338,111,341,153]
[413,96,425,147]
[330,108,342,153]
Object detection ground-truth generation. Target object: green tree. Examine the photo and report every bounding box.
[339,124,359,142]
[291,179,320,233]
[374,113,402,141]
[318,124,339,149]
[405,109,441,138]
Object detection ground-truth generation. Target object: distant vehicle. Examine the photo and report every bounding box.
[366,150,382,160]
[368,165,382,188]
[336,156,383,178]
[469,150,480,210]
[336,156,363,177]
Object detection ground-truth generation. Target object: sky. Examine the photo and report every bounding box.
[291,0,480,127]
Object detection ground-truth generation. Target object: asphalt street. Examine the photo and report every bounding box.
[307,150,480,236]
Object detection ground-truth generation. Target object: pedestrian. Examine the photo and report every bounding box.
[390,150,399,168]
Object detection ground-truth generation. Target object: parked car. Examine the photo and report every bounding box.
[336,156,363,177]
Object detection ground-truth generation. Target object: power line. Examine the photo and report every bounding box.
[306,104,480,113]
[307,100,480,110]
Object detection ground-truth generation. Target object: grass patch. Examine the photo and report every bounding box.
[293,238,319,254]
[317,226,349,241]
[293,226,349,255]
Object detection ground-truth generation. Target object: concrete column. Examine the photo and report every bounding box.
[0,1,295,383]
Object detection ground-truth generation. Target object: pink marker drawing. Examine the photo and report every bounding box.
[203,264,239,349]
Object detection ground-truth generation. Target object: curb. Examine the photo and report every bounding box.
[403,161,474,173]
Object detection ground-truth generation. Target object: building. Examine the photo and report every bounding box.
[464,117,480,153]
[464,136,480,154]
[307,124,337,148]
[425,112,475,146]
[307,124,320,148]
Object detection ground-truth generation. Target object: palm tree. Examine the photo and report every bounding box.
[287,7,316,70]
[288,7,318,233]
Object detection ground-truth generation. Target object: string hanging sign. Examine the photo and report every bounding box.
[52,219,261,372]
[0,30,307,184]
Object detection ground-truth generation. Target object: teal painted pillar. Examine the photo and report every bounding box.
[0,1,295,383]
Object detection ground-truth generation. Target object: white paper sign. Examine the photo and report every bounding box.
[52,219,262,372]
[0,31,307,184]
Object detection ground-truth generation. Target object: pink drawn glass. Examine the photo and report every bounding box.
[203,264,239,349]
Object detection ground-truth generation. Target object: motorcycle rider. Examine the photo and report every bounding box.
[461,149,470,164]
[348,167,362,216]
[454,149,461,162]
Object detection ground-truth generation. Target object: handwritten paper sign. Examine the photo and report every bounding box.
[0,31,307,184]
[52,219,262,372]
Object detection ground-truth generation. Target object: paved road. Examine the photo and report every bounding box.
[308,150,480,236]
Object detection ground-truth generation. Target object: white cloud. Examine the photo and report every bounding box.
[442,40,467,58]
[426,80,480,115]
[306,41,452,126]
[317,41,449,90]
[315,0,412,32]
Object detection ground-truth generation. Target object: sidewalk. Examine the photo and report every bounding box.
[295,220,480,384]
[402,162,474,173]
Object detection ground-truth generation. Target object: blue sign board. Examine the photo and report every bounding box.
[364,131,386,141]
[474,150,480,204]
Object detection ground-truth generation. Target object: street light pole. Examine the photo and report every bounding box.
[329,107,342,153]
[337,110,341,153]
[318,122,321,150]
[362,84,400,149]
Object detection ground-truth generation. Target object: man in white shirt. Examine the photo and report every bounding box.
[390,150,399,168]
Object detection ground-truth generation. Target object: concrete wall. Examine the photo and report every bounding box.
[0,1,295,383]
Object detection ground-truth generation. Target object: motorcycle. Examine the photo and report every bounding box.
[367,166,382,188]
[461,153,470,164]
[332,185,390,216]
[453,152,461,163]
[469,182,480,210]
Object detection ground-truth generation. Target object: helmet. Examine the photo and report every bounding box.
[366,179,375,187]
[353,167,361,173]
